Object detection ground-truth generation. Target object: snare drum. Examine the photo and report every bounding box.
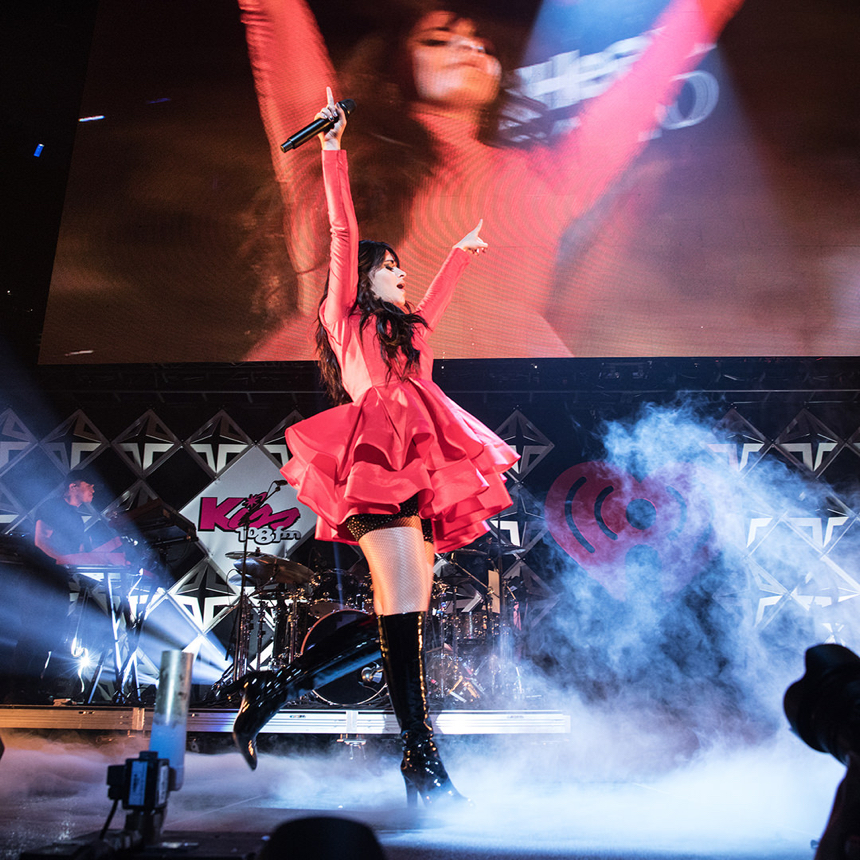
[301,609,386,707]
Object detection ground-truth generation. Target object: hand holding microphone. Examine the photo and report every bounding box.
[280,87,355,152]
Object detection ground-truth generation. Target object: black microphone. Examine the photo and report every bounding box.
[280,99,356,152]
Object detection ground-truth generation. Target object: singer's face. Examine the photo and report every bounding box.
[408,13,502,109]
[370,251,407,307]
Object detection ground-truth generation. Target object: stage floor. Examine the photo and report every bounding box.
[0,726,844,860]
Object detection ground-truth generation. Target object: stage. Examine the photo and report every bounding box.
[0,706,844,860]
[0,706,570,737]
[2,357,858,858]
[2,0,860,851]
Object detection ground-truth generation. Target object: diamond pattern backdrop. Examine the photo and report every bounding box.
[3,388,860,703]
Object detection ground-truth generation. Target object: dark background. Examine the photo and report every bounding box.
[4,0,858,365]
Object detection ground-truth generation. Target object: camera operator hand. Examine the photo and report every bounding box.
[816,753,860,860]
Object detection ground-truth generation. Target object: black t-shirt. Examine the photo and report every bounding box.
[34,497,90,556]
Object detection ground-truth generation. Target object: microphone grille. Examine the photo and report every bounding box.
[338,99,356,116]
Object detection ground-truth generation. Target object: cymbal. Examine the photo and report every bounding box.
[225,553,275,586]
[224,551,314,585]
[226,550,273,562]
[226,570,268,590]
[270,559,314,585]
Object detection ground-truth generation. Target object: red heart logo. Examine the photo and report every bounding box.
[544,461,718,601]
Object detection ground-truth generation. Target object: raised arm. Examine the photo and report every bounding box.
[318,95,360,329]
[238,0,337,275]
[416,221,486,330]
[548,0,744,213]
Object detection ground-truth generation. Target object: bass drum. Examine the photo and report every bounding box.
[301,609,387,707]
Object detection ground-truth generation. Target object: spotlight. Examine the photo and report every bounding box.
[76,649,94,672]
[784,643,860,764]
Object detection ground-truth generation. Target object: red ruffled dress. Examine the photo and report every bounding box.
[281,150,518,552]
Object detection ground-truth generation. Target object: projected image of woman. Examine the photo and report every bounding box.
[232,89,518,805]
[237,0,744,361]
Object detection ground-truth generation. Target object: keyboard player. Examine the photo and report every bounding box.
[7,471,109,702]
[34,469,98,561]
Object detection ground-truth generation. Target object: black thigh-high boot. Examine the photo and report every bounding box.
[233,613,380,769]
[377,612,466,806]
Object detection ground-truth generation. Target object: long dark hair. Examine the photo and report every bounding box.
[316,239,429,404]
[249,2,548,341]
[341,0,545,249]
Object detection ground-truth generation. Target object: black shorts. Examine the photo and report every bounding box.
[345,495,433,543]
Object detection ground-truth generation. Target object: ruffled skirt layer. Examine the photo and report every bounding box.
[281,379,517,552]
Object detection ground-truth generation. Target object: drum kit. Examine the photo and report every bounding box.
[425,546,524,706]
[217,540,524,708]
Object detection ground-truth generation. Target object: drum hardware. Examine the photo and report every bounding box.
[208,517,526,709]
[360,662,382,685]
[236,555,316,670]
[225,550,275,587]
[220,562,376,682]
[425,647,484,704]
[426,573,489,702]
[252,581,310,602]
[224,551,314,588]
[212,482,296,697]
[336,735,369,761]
[428,542,528,707]
[459,577,524,704]
[453,609,492,642]
[269,558,315,585]
[437,555,496,651]
[443,659,484,704]
[262,583,313,670]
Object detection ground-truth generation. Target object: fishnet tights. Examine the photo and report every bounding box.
[356,517,434,615]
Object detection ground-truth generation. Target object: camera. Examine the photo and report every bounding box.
[784,643,860,764]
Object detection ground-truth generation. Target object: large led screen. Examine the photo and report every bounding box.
[39,0,860,364]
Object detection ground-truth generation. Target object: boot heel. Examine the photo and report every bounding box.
[402,738,468,806]
[232,671,292,770]
[403,774,419,807]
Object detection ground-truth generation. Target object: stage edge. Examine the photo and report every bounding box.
[0,706,570,735]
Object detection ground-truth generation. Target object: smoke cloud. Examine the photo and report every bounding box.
[531,400,848,764]
[1,402,853,857]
